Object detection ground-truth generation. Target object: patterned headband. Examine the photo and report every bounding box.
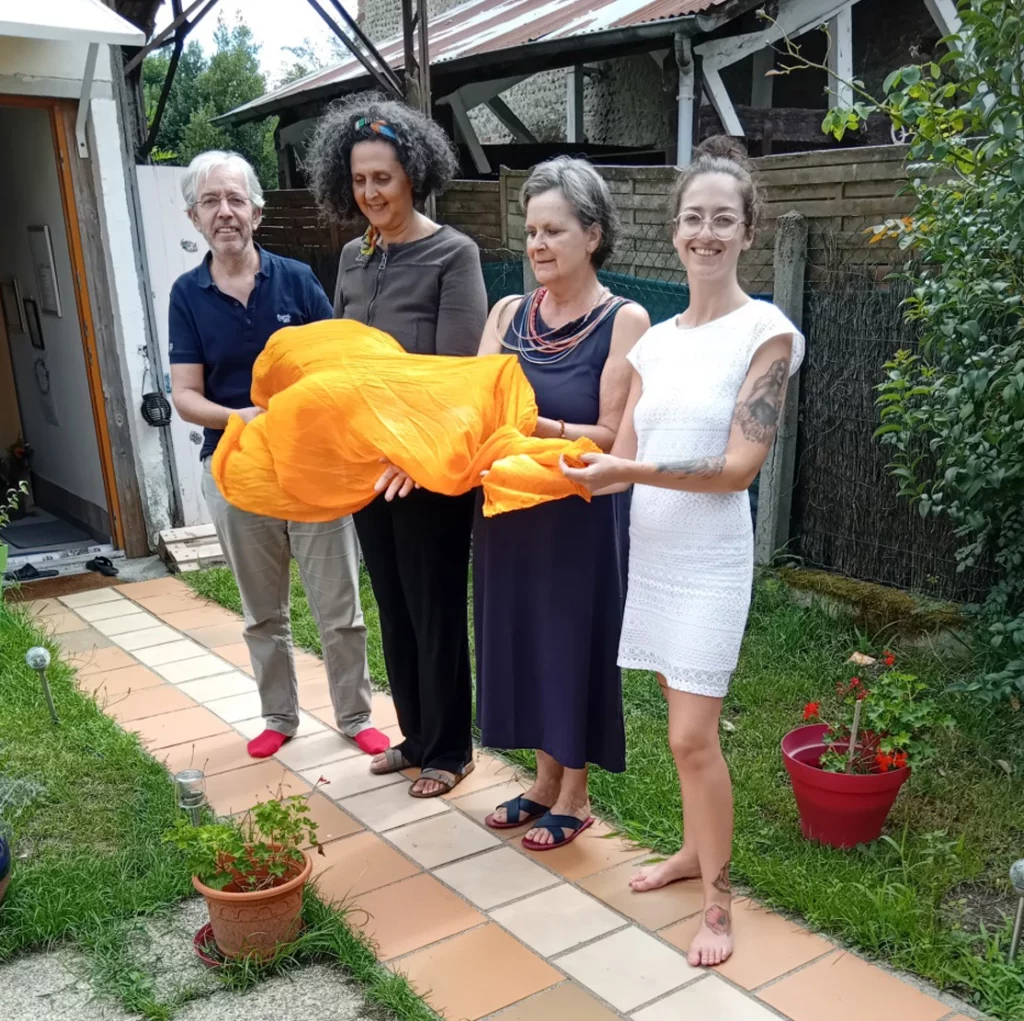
[354,117,399,142]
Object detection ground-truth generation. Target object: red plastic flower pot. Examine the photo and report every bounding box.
[781,724,910,849]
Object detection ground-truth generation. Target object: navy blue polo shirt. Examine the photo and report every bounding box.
[168,246,334,459]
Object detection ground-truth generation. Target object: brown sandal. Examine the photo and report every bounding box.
[369,747,413,776]
[409,761,475,799]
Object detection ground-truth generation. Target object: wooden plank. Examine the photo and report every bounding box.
[762,196,914,218]
[754,143,908,171]
[756,161,905,188]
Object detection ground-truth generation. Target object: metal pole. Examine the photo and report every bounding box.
[1010,859,1024,963]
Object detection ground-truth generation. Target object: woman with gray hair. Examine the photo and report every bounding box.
[475,157,650,850]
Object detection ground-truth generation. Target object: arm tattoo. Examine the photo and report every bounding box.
[704,904,732,935]
[655,455,726,480]
[712,861,731,895]
[734,358,788,445]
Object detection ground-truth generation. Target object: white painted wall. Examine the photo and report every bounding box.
[136,165,211,526]
[0,104,107,509]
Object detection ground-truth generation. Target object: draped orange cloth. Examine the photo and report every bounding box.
[211,320,600,521]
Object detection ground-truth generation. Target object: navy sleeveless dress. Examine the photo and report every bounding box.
[473,294,631,773]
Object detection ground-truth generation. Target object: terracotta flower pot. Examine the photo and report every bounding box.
[781,724,910,849]
[193,848,312,960]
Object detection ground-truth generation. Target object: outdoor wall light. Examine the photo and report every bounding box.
[174,769,207,826]
[1010,858,1024,964]
[25,646,58,725]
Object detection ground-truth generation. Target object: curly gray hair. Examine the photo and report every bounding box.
[305,94,459,223]
[520,157,620,269]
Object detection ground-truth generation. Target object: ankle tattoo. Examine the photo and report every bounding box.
[704,904,731,935]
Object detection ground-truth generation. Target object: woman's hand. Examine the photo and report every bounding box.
[374,459,419,501]
[559,452,632,494]
[236,406,265,425]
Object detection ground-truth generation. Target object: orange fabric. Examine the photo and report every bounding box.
[211,320,600,521]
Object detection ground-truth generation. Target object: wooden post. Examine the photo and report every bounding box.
[827,6,854,109]
[754,211,807,565]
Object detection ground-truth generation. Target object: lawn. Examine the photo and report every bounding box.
[0,596,441,1021]
[184,565,1024,1020]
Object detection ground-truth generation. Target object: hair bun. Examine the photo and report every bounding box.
[695,135,749,164]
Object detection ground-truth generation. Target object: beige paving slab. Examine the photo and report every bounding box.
[91,612,162,637]
[154,654,237,684]
[386,809,502,869]
[58,628,115,654]
[235,712,327,740]
[312,831,420,901]
[113,627,187,652]
[205,691,265,724]
[302,753,405,800]
[340,782,452,833]
[177,672,257,704]
[134,639,209,667]
[59,588,126,608]
[273,730,364,772]
[75,599,153,623]
[433,846,560,910]
[632,975,780,1020]
[580,860,703,931]
[46,611,90,634]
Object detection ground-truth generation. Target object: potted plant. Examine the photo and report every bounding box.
[164,782,325,960]
[782,652,953,848]
[0,481,29,581]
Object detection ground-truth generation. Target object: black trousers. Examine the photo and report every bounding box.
[354,489,474,774]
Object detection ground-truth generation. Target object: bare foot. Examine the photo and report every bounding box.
[411,772,449,796]
[688,901,734,967]
[489,782,559,826]
[630,847,701,892]
[524,796,590,846]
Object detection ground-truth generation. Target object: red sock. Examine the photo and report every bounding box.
[353,728,390,755]
[247,729,291,759]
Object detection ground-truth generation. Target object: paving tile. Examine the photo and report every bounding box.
[129,705,232,750]
[159,607,240,631]
[102,684,195,723]
[579,860,703,931]
[58,628,114,654]
[158,730,256,777]
[492,883,626,958]
[235,712,326,740]
[556,927,700,1012]
[22,597,63,616]
[67,645,134,674]
[205,761,308,815]
[117,578,189,598]
[296,675,332,709]
[758,952,949,1021]
[133,639,208,667]
[340,782,451,832]
[492,982,622,1021]
[312,831,420,901]
[301,753,405,800]
[633,975,780,1020]
[536,818,648,881]
[369,692,398,729]
[206,691,264,723]
[273,730,362,772]
[391,923,560,1021]
[177,671,256,703]
[154,654,236,684]
[661,898,833,989]
[131,592,210,615]
[350,873,485,961]
[113,626,187,652]
[76,599,153,623]
[386,809,502,868]
[46,611,89,634]
[91,612,161,637]
[433,845,560,910]
[404,750,526,801]
[60,588,126,608]
[450,777,532,838]
[210,641,252,668]
[302,791,362,847]
[76,664,165,698]
[187,622,247,649]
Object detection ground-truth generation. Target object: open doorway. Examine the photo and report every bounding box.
[0,100,118,581]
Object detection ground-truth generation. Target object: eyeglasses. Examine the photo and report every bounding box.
[674,212,746,241]
[197,195,250,212]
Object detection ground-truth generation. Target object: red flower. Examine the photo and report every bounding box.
[883,651,896,667]
[875,752,894,772]
[856,687,869,701]
[803,702,821,721]
[893,751,908,769]
[850,677,861,687]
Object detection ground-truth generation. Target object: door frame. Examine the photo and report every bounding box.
[0,93,149,555]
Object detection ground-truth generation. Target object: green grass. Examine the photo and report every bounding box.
[184,566,1024,1020]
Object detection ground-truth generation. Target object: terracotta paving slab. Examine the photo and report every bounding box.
[302,791,363,847]
[433,845,560,910]
[312,831,420,901]
[204,761,308,815]
[129,705,232,750]
[210,641,252,668]
[23,597,64,616]
[130,593,212,615]
[46,611,90,634]
[633,975,781,1020]
[67,645,134,674]
[490,982,623,1021]
[350,873,485,961]
[757,952,949,1021]
[59,588,126,608]
[579,860,703,931]
[386,809,502,869]
[391,923,561,1021]
[662,898,833,990]
[103,684,196,723]
[76,664,164,698]
[492,883,626,958]
[117,578,190,598]
[187,622,247,649]
[556,926,700,1013]
[158,730,256,778]
[296,676,331,709]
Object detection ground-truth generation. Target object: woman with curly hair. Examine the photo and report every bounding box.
[305,95,487,798]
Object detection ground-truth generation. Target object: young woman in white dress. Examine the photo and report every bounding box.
[563,137,804,968]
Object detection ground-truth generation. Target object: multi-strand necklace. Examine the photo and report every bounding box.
[503,287,624,365]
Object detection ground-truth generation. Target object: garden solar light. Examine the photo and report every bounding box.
[25,647,58,725]
[1010,858,1024,964]
[175,769,206,826]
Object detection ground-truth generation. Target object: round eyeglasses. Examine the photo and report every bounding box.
[674,213,746,241]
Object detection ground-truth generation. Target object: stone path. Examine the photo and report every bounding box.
[22,578,984,1021]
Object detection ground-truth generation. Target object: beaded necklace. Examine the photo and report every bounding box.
[503,287,625,365]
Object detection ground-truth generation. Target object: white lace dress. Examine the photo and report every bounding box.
[619,300,805,697]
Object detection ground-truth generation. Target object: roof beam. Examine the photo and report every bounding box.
[485,97,537,143]
[827,6,853,109]
[923,0,961,37]
[702,65,744,136]
[124,0,217,74]
[446,90,491,174]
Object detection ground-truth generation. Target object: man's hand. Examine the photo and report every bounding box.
[236,406,265,424]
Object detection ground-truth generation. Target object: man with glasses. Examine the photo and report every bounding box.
[168,150,388,760]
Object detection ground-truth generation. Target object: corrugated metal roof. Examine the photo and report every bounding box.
[225,0,730,121]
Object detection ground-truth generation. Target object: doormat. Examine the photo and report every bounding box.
[0,520,92,549]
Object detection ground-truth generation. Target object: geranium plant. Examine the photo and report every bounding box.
[164,779,327,892]
[803,653,954,774]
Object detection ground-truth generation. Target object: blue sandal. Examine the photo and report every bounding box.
[521,813,595,851]
[485,795,551,830]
